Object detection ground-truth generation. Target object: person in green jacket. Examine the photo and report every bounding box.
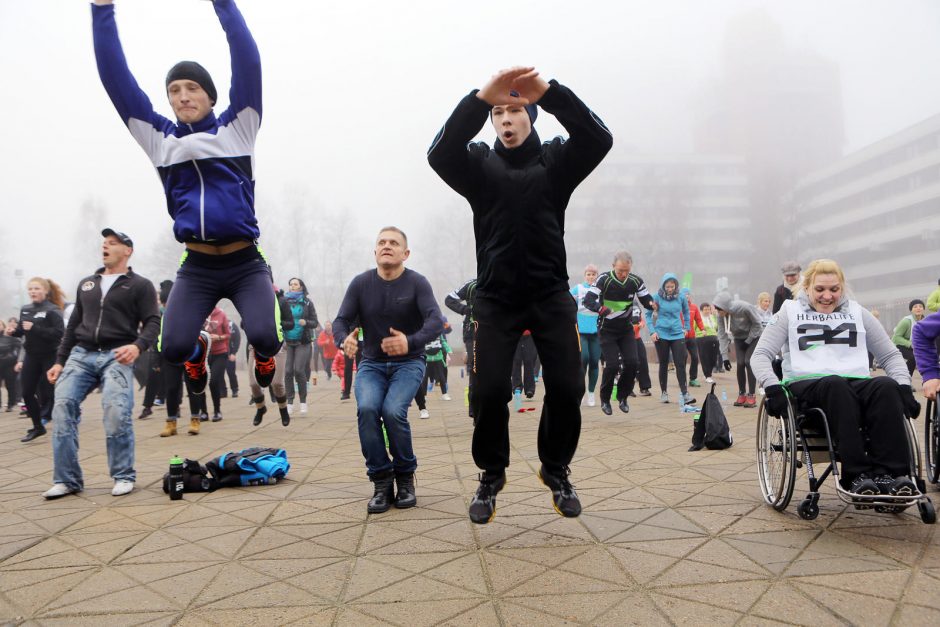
[892,299,925,375]
[696,302,721,384]
[927,279,940,314]
[414,334,453,418]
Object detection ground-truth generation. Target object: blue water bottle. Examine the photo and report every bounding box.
[513,389,522,412]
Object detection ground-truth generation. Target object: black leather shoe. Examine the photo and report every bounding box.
[394,473,417,509]
[21,427,47,443]
[600,402,613,416]
[619,398,630,414]
[368,471,395,514]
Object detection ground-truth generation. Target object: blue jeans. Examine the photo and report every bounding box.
[354,358,425,478]
[51,347,136,490]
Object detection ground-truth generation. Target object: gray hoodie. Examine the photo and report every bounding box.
[751,291,910,388]
[712,290,764,359]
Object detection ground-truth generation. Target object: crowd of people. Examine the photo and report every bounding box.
[4,0,936,526]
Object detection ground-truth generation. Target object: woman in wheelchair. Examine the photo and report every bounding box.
[752,259,922,506]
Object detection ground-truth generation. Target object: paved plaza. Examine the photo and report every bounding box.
[1,368,939,626]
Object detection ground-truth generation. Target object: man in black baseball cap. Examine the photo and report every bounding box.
[101,228,133,249]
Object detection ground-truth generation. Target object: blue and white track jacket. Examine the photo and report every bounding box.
[92,0,262,244]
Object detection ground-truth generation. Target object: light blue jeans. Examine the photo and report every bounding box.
[52,347,136,490]
[354,358,425,477]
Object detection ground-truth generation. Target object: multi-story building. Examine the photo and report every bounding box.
[790,113,940,325]
[566,153,757,299]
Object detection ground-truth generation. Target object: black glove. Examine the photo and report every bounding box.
[763,384,789,417]
[723,359,732,372]
[899,384,921,419]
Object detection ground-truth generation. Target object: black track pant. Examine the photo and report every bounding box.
[143,352,165,408]
[472,292,583,474]
[208,353,228,414]
[655,339,688,394]
[697,336,719,378]
[0,362,17,409]
[162,362,186,419]
[789,376,910,481]
[685,337,700,381]
[599,329,636,403]
[511,334,537,396]
[733,338,757,394]
[22,351,55,430]
[634,337,651,391]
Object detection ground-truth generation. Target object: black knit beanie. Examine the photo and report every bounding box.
[910,299,925,311]
[165,61,217,105]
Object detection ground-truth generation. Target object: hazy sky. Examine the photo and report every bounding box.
[2,0,939,299]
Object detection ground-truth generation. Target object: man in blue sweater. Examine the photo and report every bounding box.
[90,0,280,402]
[333,228,445,514]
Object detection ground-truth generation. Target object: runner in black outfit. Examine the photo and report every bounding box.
[445,278,478,422]
[429,66,612,523]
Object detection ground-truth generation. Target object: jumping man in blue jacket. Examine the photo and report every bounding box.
[90,0,280,397]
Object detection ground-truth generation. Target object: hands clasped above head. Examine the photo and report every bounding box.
[477,66,549,107]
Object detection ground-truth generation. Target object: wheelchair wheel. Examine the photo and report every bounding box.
[926,400,939,484]
[904,414,924,481]
[757,398,797,511]
[918,498,936,525]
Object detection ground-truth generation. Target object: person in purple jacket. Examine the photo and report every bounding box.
[913,312,940,401]
[90,0,280,403]
[333,228,445,514]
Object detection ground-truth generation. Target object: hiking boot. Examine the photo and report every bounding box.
[187,417,200,435]
[251,398,267,426]
[733,394,747,407]
[619,398,630,414]
[538,465,582,518]
[254,355,277,388]
[137,407,153,420]
[848,474,879,509]
[468,472,506,524]
[743,394,757,408]
[689,379,701,387]
[394,472,417,509]
[183,332,210,395]
[159,420,177,437]
[276,396,290,426]
[660,392,670,404]
[368,471,396,514]
[639,389,652,397]
[600,401,613,416]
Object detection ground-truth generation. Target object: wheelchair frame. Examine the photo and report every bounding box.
[926,399,939,484]
[756,394,936,524]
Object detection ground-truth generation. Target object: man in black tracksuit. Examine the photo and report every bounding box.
[429,66,612,523]
[445,278,478,421]
[583,253,655,415]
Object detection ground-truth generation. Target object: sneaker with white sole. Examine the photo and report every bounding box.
[43,483,79,500]
[112,480,134,496]
[587,392,596,407]
[660,392,670,404]
[419,409,430,419]
[705,377,715,384]
[300,402,308,414]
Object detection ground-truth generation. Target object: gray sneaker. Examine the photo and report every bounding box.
[660,392,669,404]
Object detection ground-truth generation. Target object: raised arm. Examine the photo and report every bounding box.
[534,80,613,194]
[213,0,262,122]
[426,93,491,199]
[92,1,173,133]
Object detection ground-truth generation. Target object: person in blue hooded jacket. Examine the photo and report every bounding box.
[90,0,281,403]
[646,274,693,405]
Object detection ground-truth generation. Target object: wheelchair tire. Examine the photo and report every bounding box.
[797,498,819,520]
[918,498,936,525]
[926,400,940,484]
[757,398,797,511]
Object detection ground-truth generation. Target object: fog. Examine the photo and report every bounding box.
[2,0,938,331]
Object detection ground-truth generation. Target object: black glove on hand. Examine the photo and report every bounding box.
[763,384,789,417]
[723,359,732,372]
[899,384,921,419]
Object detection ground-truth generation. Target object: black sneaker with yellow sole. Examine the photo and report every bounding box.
[468,472,506,524]
[538,465,582,517]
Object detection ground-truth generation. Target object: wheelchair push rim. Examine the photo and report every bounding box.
[756,398,797,510]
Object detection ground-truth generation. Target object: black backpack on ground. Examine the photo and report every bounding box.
[690,383,734,451]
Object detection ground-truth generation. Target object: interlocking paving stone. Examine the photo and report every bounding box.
[0,368,937,624]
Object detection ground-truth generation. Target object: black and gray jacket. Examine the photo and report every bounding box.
[445,278,478,341]
[57,268,161,366]
[12,301,64,357]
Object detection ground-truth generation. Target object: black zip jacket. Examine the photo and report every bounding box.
[428,80,612,303]
[57,268,161,366]
[12,300,64,356]
[0,334,23,366]
[445,278,478,341]
[583,272,655,334]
